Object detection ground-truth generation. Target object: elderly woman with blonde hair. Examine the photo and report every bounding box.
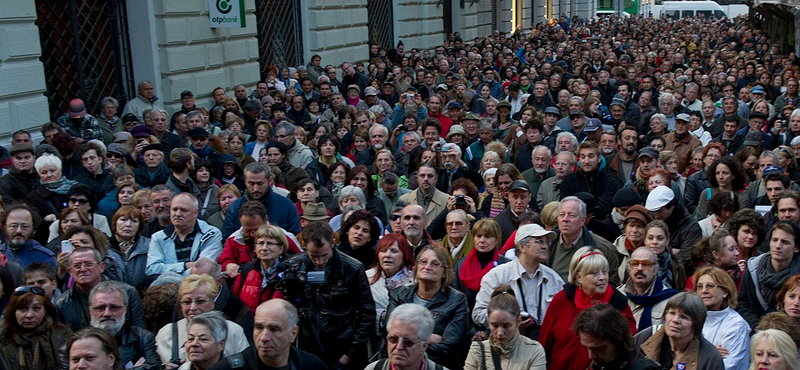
[155,274,250,368]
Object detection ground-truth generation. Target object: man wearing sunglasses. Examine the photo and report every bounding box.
[366,303,440,370]
[621,247,678,332]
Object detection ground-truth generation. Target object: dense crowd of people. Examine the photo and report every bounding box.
[1,10,800,370]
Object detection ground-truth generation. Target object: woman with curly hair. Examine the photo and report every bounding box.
[725,208,767,265]
[695,157,750,219]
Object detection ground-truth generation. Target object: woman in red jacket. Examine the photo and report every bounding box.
[539,246,637,370]
[232,225,288,312]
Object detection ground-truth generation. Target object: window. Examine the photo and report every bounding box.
[665,10,680,19]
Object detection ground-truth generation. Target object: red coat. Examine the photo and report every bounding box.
[232,260,285,312]
[218,227,301,272]
[429,112,453,137]
[539,284,637,370]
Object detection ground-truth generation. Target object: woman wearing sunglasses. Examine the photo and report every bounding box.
[0,286,72,370]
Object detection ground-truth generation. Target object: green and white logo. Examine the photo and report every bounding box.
[216,0,232,14]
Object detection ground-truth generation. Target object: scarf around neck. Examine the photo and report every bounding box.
[574,284,614,312]
[459,248,499,291]
[656,251,676,289]
[626,277,678,331]
[43,177,78,195]
[758,254,800,306]
[12,316,60,370]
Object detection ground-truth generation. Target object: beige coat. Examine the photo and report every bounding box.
[464,334,547,370]
[399,188,450,227]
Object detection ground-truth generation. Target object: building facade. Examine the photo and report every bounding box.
[0,0,593,140]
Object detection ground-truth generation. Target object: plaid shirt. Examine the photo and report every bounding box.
[56,113,103,141]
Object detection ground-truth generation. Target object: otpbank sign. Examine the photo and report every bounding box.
[209,0,246,28]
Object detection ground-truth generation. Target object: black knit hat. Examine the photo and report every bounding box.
[612,187,641,208]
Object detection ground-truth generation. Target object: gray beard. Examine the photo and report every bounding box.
[91,315,125,336]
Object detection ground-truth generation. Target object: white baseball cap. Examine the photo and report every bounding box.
[515,224,556,244]
[645,186,675,212]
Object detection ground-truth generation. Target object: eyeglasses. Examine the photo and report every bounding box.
[71,262,97,270]
[91,304,125,313]
[418,259,443,268]
[696,283,719,291]
[629,260,655,270]
[180,298,210,307]
[14,286,44,296]
[387,335,421,348]
[69,197,89,205]
[390,214,402,221]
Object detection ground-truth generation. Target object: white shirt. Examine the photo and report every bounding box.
[691,126,713,146]
[702,306,750,370]
[472,259,564,327]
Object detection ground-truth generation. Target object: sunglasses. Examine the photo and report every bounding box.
[107,152,124,159]
[69,198,89,205]
[387,335,421,348]
[390,214,401,221]
[14,286,45,296]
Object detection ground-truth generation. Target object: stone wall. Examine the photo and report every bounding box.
[152,0,261,112]
[304,0,369,68]
[0,0,49,139]
[395,0,445,52]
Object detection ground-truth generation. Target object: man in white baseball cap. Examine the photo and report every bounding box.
[471,223,564,338]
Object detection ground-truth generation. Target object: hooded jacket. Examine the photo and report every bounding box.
[218,154,245,193]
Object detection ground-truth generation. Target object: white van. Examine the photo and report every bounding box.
[659,1,728,20]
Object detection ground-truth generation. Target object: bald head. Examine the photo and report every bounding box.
[401,204,426,239]
[254,299,299,366]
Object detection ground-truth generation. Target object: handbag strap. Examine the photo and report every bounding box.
[478,341,487,370]
[490,346,503,370]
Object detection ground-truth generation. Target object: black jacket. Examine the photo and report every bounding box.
[664,205,703,269]
[74,169,111,195]
[157,131,184,155]
[55,280,146,332]
[134,163,171,188]
[683,169,709,216]
[0,169,38,206]
[117,323,160,370]
[288,248,375,368]
[560,169,620,219]
[436,167,483,194]
[494,207,521,243]
[209,345,327,370]
[385,285,469,370]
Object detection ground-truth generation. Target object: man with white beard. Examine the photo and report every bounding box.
[90,281,160,370]
[522,146,554,208]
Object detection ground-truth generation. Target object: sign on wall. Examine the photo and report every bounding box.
[209,0,246,28]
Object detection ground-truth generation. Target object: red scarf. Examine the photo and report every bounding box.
[624,238,638,253]
[459,249,499,291]
[574,285,614,312]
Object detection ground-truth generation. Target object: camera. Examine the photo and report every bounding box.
[406,93,414,100]
[280,258,325,308]
[455,195,467,206]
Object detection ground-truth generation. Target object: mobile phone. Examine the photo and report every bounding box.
[520,311,530,319]
[61,240,73,254]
